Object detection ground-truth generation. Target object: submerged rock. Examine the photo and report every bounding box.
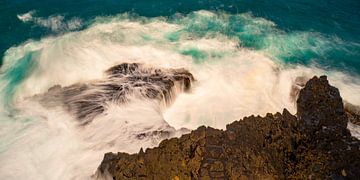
[35,63,194,125]
[97,76,360,179]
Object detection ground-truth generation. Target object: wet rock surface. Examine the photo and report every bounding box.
[345,103,360,126]
[98,76,360,179]
[35,63,194,125]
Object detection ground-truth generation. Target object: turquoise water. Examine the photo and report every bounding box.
[0,1,360,179]
[1,0,360,73]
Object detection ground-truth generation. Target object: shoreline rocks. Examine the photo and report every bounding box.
[97,76,360,179]
[35,63,194,125]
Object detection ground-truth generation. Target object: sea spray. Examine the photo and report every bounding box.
[0,10,359,180]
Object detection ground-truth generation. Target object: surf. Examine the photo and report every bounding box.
[0,10,359,180]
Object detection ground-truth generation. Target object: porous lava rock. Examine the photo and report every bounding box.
[98,76,360,179]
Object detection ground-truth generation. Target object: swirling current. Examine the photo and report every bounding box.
[0,1,360,179]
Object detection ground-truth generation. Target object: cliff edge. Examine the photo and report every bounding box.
[97,76,360,179]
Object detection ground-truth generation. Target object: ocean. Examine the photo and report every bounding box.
[0,0,360,179]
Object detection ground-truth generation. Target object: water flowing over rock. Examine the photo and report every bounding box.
[35,63,194,125]
[345,102,360,126]
[97,76,360,179]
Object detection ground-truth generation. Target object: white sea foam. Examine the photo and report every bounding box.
[0,98,178,180]
[17,11,36,22]
[17,11,83,32]
[348,123,360,139]
[2,11,360,179]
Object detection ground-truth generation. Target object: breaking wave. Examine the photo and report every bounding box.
[1,10,359,179]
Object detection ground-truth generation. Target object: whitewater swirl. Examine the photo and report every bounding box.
[0,10,359,180]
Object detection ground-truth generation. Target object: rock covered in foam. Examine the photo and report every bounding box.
[36,63,194,125]
[345,102,360,126]
[97,76,360,179]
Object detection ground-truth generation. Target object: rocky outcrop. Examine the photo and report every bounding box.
[35,63,194,125]
[97,76,360,179]
[290,76,360,126]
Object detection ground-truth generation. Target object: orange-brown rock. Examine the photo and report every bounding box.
[98,76,360,179]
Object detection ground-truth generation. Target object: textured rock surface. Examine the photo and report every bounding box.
[35,63,194,125]
[98,76,360,179]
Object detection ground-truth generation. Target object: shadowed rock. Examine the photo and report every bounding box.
[297,76,347,133]
[36,63,194,125]
[290,76,307,103]
[290,76,360,126]
[97,76,360,179]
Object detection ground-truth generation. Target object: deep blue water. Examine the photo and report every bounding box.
[1,0,360,73]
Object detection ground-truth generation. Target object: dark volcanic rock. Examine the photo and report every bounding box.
[297,75,347,133]
[97,76,360,179]
[290,75,360,126]
[36,63,194,125]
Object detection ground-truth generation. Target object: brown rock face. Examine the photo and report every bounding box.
[97,76,360,179]
[297,75,347,133]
